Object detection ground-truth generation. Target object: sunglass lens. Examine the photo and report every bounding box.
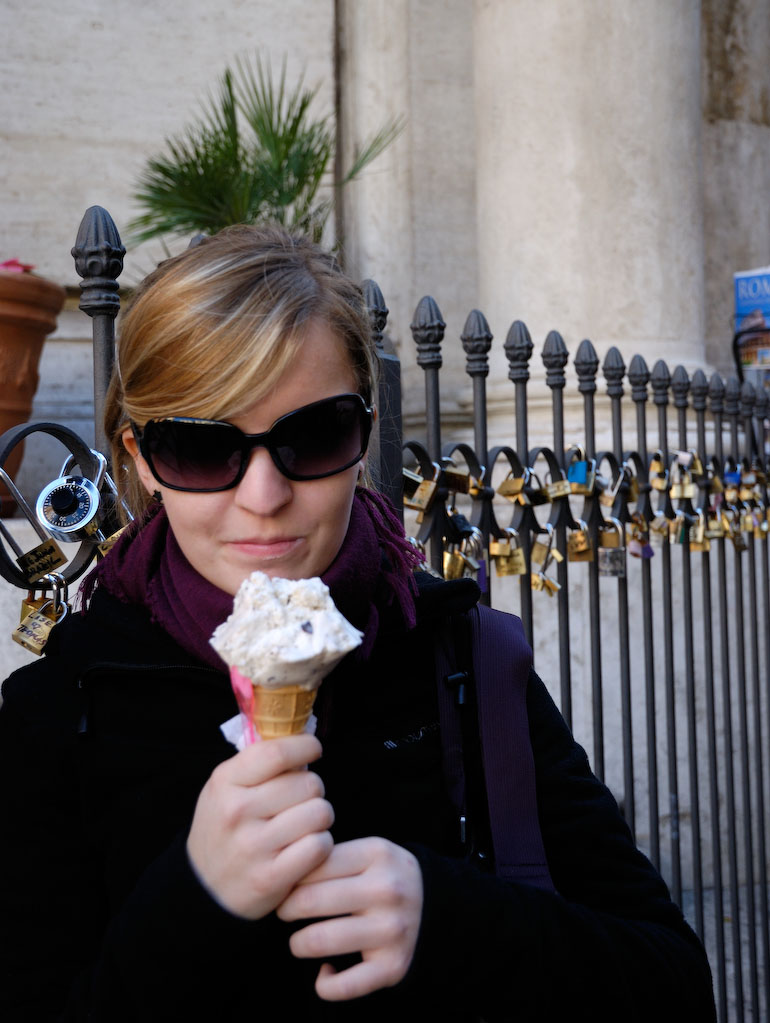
[147,421,241,490]
[273,397,366,479]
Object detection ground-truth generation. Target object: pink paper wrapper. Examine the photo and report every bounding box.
[229,666,258,744]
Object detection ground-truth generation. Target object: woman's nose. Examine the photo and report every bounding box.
[233,446,293,514]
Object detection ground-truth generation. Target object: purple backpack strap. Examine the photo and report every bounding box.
[435,605,554,891]
[471,605,554,891]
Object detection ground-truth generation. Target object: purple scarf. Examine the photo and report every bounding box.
[81,488,424,669]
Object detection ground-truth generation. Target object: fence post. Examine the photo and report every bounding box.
[542,330,572,722]
[504,321,534,641]
[628,353,659,868]
[575,338,604,778]
[412,296,446,571]
[71,207,125,458]
[363,279,402,515]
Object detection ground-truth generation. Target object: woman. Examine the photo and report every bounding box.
[0,226,715,1021]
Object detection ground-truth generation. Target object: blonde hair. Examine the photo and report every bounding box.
[105,224,377,519]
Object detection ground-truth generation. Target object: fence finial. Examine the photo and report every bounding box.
[603,346,626,399]
[411,296,445,369]
[690,369,709,412]
[72,206,125,457]
[740,379,757,419]
[575,338,599,394]
[671,365,690,409]
[461,309,493,378]
[724,376,741,416]
[651,360,671,406]
[72,206,125,317]
[504,320,533,383]
[628,353,650,403]
[708,372,725,413]
[542,330,568,390]
[362,279,389,355]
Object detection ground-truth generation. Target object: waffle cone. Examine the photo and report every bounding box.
[252,684,317,739]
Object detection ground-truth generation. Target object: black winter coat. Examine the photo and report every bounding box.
[0,572,716,1021]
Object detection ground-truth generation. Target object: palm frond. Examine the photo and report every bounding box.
[341,116,406,184]
[128,52,401,245]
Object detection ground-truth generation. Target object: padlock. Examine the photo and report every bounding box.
[530,571,561,596]
[648,513,670,534]
[731,529,748,553]
[597,546,626,577]
[531,538,551,565]
[495,547,527,576]
[12,575,68,656]
[689,513,710,553]
[597,519,626,577]
[705,514,725,539]
[543,477,571,501]
[443,547,467,580]
[598,523,621,548]
[567,457,597,496]
[460,528,483,576]
[567,523,593,563]
[403,467,438,513]
[19,592,48,624]
[97,525,130,558]
[493,529,527,576]
[15,537,67,585]
[443,467,471,494]
[496,473,525,498]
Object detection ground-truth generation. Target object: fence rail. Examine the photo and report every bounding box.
[369,287,770,1023]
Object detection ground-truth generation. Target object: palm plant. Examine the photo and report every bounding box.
[128,55,402,245]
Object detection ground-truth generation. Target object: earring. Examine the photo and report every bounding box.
[152,490,163,504]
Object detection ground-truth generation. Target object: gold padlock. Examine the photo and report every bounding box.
[15,538,67,585]
[690,513,710,552]
[444,468,471,494]
[491,528,527,576]
[443,548,466,580]
[488,537,512,557]
[19,592,48,623]
[705,515,725,539]
[531,571,560,596]
[496,475,524,497]
[543,478,571,501]
[531,538,551,565]
[567,526,593,562]
[97,525,130,558]
[12,600,67,655]
[598,525,621,549]
[495,547,527,576]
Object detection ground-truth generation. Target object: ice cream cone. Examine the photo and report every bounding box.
[252,684,317,739]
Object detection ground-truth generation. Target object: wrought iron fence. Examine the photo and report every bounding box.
[367,282,770,1023]
[1,206,767,1021]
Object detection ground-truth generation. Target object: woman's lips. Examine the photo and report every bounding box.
[228,537,303,560]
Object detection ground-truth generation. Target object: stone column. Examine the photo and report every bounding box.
[702,0,770,375]
[337,0,479,426]
[473,0,706,416]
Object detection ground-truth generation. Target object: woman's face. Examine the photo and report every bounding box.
[122,321,366,595]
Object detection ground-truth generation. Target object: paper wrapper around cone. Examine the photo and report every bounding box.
[252,684,317,738]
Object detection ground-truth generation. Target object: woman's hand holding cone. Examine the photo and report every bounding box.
[186,735,334,919]
[277,836,424,1000]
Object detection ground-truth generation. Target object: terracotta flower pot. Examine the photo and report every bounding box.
[0,270,66,517]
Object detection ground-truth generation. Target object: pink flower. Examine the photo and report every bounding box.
[0,259,35,273]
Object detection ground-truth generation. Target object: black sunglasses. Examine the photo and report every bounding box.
[133,393,373,492]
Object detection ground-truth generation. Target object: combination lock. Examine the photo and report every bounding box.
[36,476,103,542]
